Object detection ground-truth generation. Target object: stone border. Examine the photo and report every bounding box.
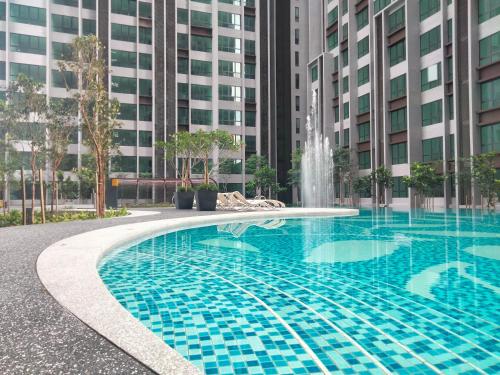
[37,208,357,375]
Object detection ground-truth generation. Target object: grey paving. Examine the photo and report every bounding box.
[0,208,228,375]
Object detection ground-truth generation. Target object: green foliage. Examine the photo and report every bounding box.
[352,175,372,197]
[245,155,285,197]
[287,149,302,188]
[245,154,268,175]
[177,185,194,192]
[403,162,445,199]
[196,183,218,192]
[371,165,393,204]
[0,210,23,227]
[471,152,498,209]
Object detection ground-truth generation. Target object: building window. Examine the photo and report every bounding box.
[389,40,406,66]
[356,7,368,30]
[392,177,408,198]
[52,14,78,34]
[178,107,189,125]
[245,111,256,127]
[333,81,339,98]
[177,57,188,74]
[10,63,45,83]
[327,32,339,50]
[421,63,442,91]
[328,6,338,26]
[358,94,370,114]
[139,53,152,70]
[245,63,256,79]
[342,23,348,42]
[219,84,242,101]
[0,32,5,51]
[390,74,406,99]
[311,65,318,82]
[343,101,349,119]
[295,52,299,66]
[357,37,369,58]
[177,8,188,24]
[111,76,136,94]
[191,59,212,76]
[419,0,440,21]
[480,123,500,152]
[218,11,241,30]
[448,95,454,120]
[342,0,348,15]
[295,96,300,111]
[295,73,300,89]
[10,4,46,26]
[358,151,371,169]
[478,0,500,23]
[295,29,300,44]
[219,110,242,126]
[111,0,136,16]
[139,27,152,44]
[388,6,405,34]
[191,35,212,52]
[191,10,212,28]
[52,42,72,61]
[357,65,369,86]
[245,87,256,102]
[296,118,300,134]
[335,131,340,145]
[10,33,46,55]
[334,106,339,122]
[358,122,370,142]
[177,83,188,100]
[480,77,500,110]
[446,56,453,81]
[420,26,441,56]
[191,109,212,125]
[244,15,255,31]
[219,60,241,77]
[139,2,152,18]
[111,23,136,42]
[447,19,453,43]
[139,78,151,98]
[139,104,152,121]
[52,70,77,89]
[390,107,407,132]
[295,7,300,22]
[391,142,407,164]
[111,49,136,68]
[0,61,5,80]
[219,36,241,53]
[479,31,500,66]
[342,48,349,67]
[422,137,443,162]
[421,99,442,126]
[191,84,212,101]
[114,129,137,146]
[342,76,349,93]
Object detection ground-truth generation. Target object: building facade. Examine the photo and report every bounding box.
[0,0,263,201]
[300,0,500,209]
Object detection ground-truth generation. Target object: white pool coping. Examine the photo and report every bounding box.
[37,208,358,375]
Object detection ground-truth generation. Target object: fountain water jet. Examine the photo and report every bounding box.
[301,91,335,207]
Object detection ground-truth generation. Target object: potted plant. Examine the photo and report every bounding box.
[192,130,240,211]
[158,132,195,209]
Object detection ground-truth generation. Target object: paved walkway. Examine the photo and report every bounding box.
[0,208,228,375]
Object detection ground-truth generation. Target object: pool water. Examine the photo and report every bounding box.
[99,210,500,374]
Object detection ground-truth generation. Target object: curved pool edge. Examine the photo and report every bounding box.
[36,208,358,375]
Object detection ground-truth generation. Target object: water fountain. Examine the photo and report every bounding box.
[301,91,335,207]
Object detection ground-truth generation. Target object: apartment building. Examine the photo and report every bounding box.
[301,0,500,208]
[0,0,263,200]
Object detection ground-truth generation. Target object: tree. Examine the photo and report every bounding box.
[287,149,302,188]
[403,162,445,208]
[333,147,352,205]
[352,175,372,205]
[0,132,19,214]
[471,152,499,210]
[245,154,284,198]
[46,99,77,212]
[58,35,121,217]
[157,131,196,191]
[191,130,240,187]
[371,165,393,205]
[4,74,48,223]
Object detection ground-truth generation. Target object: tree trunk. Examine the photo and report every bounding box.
[31,168,36,224]
[204,158,209,185]
[96,155,106,218]
[39,169,46,224]
[51,169,56,213]
[21,168,26,225]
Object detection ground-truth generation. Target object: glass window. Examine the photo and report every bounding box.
[419,0,440,21]
[356,7,368,30]
[219,109,242,126]
[421,99,442,126]
[0,2,5,21]
[388,6,405,33]
[342,0,348,14]
[191,35,212,52]
[52,14,78,34]
[52,70,77,89]
[218,11,241,29]
[117,103,137,120]
[219,84,241,101]
[191,84,212,101]
[343,128,349,146]
[246,87,256,102]
[342,23,348,41]
[111,50,136,68]
[83,0,96,9]
[139,79,152,97]
[245,63,256,79]
[358,94,370,114]
[178,83,188,100]
[343,101,349,119]
[191,10,212,28]
[111,76,136,94]
[82,19,96,35]
[0,32,5,50]
[389,40,406,66]
[139,27,152,44]
[390,74,406,99]
[139,53,152,70]
[328,7,338,26]
[357,37,369,58]
[177,33,188,50]
[335,131,340,145]
[139,104,152,121]
[342,48,349,67]
[114,129,137,146]
[421,62,442,91]
[480,77,500,110]
[342,76,349,93]
[10,62,46,83]
[391,107,407,132]
[422,137,443,162]
[446,56,453,81]
[244,15,255,31]
[178,57,189,74]
[480,123,500,152]
[191,59,212,76]
[479,31,500,66]
[420,26,441,56]
[112,156,136,173]
[177,8,188,24]
[0,61,5,80]
[191,109,212,125]
[334,106,339,122]
[392,177,408,197]
[357,65,369,86]
[139,2,152,18]
[178,107,189,125]
[111,23,136,42]
[478,0,500,23]
[358,151,371,169]
[219,36,241,53]
[10,4,46,26]
[391,142,407,164]
[448,95,454,120]
[327,32,338,51]
[111,0,136,16]
[311,65,318,82]
[219,60,241,77]
[245,39,255,55]
[358,122,370,142]
[139,131,152,147]
[245,111,256,127]
[10,33,46,55]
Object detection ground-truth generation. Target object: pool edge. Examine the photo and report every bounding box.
[36,208,358,375]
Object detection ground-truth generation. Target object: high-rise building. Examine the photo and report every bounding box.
[0,0,264,201]
[298,0,500,209]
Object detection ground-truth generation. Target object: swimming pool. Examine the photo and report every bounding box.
[99,210,500,374]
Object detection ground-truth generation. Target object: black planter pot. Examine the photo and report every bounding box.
[174,191,195,209]
[195,190,218,211]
